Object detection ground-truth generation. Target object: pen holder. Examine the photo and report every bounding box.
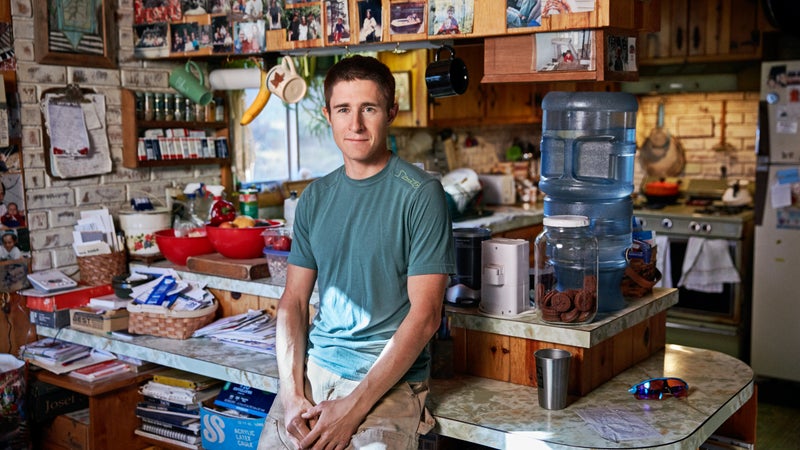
[77,251,128,286]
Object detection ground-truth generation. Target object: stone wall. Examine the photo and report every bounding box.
[11,0,220,273]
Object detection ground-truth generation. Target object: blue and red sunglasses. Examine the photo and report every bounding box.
[628,377,689,400]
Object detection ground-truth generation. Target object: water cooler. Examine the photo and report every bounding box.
[538,92,638,312]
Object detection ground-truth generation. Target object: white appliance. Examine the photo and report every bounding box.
[751,60,800,382]
[478,174,516,205]
[479,238,529,316]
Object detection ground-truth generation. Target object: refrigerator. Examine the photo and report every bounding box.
[751,60,800,383]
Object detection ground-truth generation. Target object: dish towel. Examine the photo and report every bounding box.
[677,237,740,293]
[654,235,672,288]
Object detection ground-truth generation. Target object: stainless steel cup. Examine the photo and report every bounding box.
[535,348,572,409]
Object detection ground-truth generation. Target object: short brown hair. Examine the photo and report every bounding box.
[323,55,395,110]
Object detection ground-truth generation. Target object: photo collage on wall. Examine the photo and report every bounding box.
[0,145,30,292]
[133,0,266,57]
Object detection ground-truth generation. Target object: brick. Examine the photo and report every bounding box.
[29,227,74,250]
[14,40,34,62]
[29,251,53,272]
[22,169,45,190]
[26,211,48,231]
[12,19,33,39]
[21,126,41,148]
[49,208,82,228]
[15,63,67,85]
[26,187,75,209]
[19,105,41,127]
[120,69,170,89]
[69,67,122,87]
[10,0,32,16]
[74,185,127,206]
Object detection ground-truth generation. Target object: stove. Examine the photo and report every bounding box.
[632,196,754,362]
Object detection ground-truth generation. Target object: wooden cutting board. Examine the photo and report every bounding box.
[186,253,269,280]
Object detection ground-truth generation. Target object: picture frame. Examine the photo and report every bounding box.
[392,72,411,112]
[33,0,117,69]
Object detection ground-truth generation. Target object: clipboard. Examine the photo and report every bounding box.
[40,84,113,179]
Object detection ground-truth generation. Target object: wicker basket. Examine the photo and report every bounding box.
[621,246,662,298]
[77,251,128,286]
[127,300,218,339]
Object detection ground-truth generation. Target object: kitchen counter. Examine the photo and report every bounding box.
[35,289,752,449]
[452,204,543,233]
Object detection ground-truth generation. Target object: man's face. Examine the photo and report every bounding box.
[323,79,396,166]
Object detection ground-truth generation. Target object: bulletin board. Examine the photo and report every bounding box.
[40,84,112,179]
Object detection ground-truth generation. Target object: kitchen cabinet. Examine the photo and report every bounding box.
[639,0,765,64]
[428,45,544,127]
[32,369,155,450]
[120,88,233,191]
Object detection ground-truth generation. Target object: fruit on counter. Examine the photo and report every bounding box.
[233,215,257,228]
[263,233,292,251]
[207,185,237,225]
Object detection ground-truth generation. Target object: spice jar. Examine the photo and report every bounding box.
[534,215,598,325]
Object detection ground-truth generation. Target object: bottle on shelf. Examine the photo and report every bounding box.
[283,190,298,230]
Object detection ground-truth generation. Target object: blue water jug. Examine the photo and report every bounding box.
[539,92,638,200]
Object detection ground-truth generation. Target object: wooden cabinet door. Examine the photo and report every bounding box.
[484,83,540,125]
[428,45,485,126]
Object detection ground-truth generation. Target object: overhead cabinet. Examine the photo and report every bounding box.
[639,0,766,64]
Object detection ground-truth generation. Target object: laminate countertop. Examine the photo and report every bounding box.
[36,289,753,449]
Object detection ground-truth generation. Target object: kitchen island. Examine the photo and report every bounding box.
[35,285,753,449]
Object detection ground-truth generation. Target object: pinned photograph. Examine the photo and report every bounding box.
[506,0,542,29]
[266,0,284,30]
[389,2,425,36]
[534,30,595,72]
[229,0,264,20]
[134,23,169,58]
[607,35,637,72]
[234,20,265,53]
[541,0,595,17]
[170,22,203,53]
[182,0,209,15]
[285,5,322,42]
[212,16,235,53]
[325,0,351,45]
[429,0,474,36]
[134,0,182,25]
[210,0,232,14]
[358,0,382,43]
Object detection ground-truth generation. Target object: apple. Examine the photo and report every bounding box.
[273,236,292,251]
[218,221,235,229]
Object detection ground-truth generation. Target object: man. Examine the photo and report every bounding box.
[258,55,455,449]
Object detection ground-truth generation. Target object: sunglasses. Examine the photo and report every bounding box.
[628,377,689,400]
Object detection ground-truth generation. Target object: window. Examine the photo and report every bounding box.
[237,76,342,184]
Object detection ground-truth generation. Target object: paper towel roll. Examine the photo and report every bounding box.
[209,68,263,90]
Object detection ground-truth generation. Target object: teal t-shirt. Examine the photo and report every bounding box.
[289,155,455,382]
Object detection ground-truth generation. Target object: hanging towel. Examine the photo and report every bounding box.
[677,237,740,293]
[654,235,672,288]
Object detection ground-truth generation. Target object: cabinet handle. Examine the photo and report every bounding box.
[692,26,701,50]
[675,27,683,51]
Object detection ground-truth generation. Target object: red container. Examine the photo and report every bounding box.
[155,229,216,265]
[206,221,281,259]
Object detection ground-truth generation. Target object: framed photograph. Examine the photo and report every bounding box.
[534,30,595,72]
[392,72,411,112]
[325,0,352,45]
[33,0,117,68]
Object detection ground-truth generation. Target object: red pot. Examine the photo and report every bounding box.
[643,178,681,203]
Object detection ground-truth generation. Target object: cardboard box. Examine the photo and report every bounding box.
[69,307,129,334]
[30,308,71,329]
[200,400,264,450]
[24,284,114,312]
[42,408,90,450]
[27,379,89,423]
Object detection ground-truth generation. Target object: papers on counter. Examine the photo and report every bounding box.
[72,208,123,256]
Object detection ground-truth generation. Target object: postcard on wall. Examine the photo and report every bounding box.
[212,16,235,53]
[607,35,637,73]
[534,29,595,72]
[428,0,474,36]
[357,0,382,43]
[541,0,595,18]
[506,0,542,29]
[389,2,425,36]
[265,0,284,30]
[234,20,266,53]
[325,0,351,45]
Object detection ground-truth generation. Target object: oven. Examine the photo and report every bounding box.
[634,201,754,362]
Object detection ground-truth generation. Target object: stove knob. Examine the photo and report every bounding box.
[689,221,701,232]
[660,218,673,229]
[701,223,712,233]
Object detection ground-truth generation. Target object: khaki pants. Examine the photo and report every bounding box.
[258,360,435,450]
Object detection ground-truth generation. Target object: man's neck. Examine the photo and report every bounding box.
[344,151,392,180]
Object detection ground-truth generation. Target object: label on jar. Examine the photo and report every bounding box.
[239,189,258,218]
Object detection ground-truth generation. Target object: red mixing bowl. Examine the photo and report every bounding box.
[206,221,282,259]
[155,229,216,265]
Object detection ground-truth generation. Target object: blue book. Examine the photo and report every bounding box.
[213,382,275,418]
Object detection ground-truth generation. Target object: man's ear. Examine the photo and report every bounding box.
[387,104,399,124]
[322,106,331,124]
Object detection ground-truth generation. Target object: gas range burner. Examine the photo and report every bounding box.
[694,204,751,216]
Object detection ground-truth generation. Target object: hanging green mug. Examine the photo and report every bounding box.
[169,61,212,106]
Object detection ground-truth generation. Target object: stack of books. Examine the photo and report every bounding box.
[68,359,131,382]
[19,339,116,375]
[24,284,114,329]
[135,369,222,449]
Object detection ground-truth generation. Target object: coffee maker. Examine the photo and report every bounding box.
[446,228,491,306]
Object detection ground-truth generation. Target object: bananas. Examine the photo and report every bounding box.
[240,69,271,125]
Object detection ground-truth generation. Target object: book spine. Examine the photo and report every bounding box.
[136,407,199,426]
[139,416,200,435]
[138,401,199,415]
[134,429,199,449]
[152,375,199,390]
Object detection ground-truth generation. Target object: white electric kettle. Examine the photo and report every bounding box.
[722,180,752,207]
